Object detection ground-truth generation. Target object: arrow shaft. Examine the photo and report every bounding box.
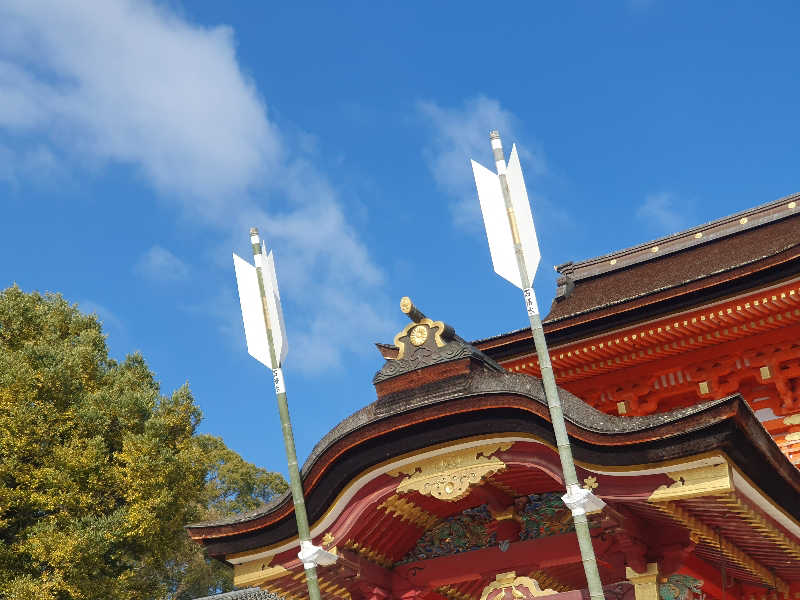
[251,232,322,600]
[490,133,605,600]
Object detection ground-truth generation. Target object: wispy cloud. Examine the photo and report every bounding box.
[418,95,547,229]
[636,192,693,235]
[0,1,277,213]
[135,245,190,283]
[0,0,392,372]
[78,299,126,335]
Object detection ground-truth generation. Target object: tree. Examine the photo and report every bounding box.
[163,435,287,600]
[0,286,286,600]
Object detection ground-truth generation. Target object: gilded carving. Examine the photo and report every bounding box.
[648,462,732,502]
[392,317,449,359]
[389,443,512,501]
[410,325,429,346]
[479,572,556,600]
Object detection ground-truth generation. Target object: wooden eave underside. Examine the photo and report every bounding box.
[186,388,800,560]
[237,461,800,600]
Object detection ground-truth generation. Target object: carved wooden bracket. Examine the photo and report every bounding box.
[388,443,512,501]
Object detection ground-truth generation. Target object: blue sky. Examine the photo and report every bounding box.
[2,1,799,475]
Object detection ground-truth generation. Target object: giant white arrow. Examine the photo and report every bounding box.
[471,131,606,600]
[232,229,335,600]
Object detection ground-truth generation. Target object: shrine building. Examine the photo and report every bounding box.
[188,193,800,600]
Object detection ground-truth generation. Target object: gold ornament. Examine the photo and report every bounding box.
[388,443,511,501]
[410,325,429,346]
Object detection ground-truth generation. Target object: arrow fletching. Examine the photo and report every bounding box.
[233,248,287,369]
[472,159,521,288]
[257,245,288,365]
[471,143,540,289]
[505,144,540,278]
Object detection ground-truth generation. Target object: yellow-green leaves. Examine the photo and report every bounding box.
[0,286,287,600]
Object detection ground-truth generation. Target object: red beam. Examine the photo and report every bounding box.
[392,533,612,591]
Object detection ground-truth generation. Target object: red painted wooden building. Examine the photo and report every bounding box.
[188,194,800,600]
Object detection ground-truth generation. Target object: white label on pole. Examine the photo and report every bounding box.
[273,367,285,394]
[523,287,539,317]
[233,253,275,368]
[506,144,540,280]
[471,159,522,289]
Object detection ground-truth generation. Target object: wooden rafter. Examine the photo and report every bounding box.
[715,493,800,563]
[651,501,789,593]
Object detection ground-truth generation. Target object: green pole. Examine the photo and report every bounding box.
[250,227,322,600]
[488,132,605,600]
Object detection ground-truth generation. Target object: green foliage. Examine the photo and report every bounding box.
[163,434,287,600]
[0,286,286,600]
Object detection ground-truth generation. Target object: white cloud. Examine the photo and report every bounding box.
[0,0,392,373]
[636,192,691,235]
[78,299,126,335]
[135,245,190,282]
[0,1,277,214]
[418,96,547,229]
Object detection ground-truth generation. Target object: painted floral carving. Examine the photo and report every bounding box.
[517,493,575,540]
[399,493,583,564]
[659,575,703,600]
[400,505,495,562]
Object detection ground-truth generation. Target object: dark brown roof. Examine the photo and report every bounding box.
[472,194,800,352]
[554,192,800,283]
[546,210,800,325]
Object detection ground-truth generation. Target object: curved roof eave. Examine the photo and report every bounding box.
[186,367,800,553]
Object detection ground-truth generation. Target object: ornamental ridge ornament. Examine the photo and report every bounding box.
[373,297,505,384]
[388,443,512,501]
[479,572,557,600]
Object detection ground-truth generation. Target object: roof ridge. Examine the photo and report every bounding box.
[557,192,800,282]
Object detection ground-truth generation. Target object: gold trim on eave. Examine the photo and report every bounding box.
[233,556,288,588]
[648,461,732,502]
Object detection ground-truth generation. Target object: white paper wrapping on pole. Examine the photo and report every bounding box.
[472,159,521,288]
[506,144,540,277]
